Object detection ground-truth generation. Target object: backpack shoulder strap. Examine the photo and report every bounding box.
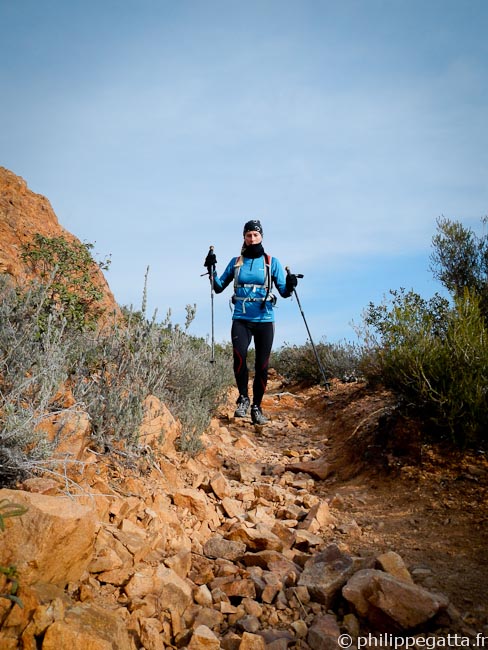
[264,254,272,298]
[233,255,244,292]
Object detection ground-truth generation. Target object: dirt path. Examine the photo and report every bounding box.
[219,377,488,633]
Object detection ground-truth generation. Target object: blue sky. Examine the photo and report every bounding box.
[1,0,487,347]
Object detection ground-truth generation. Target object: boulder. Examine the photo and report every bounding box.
[297,544,356,608]
[226,523,284,552]
[297,500,335,533]
[342,569,449,629]
[221,496,245,518]
[173,488,220,528]
[139,394,181,456]
[203,536,247,561]
[0,488,97,587]
[239,631,266,650]
[124,566,192,615]
[41,603,132,650]
[286,457,333,480]
[210,472,232,499]
[307,614,340,650]
[139,617,164,650]
[35,409,92,463]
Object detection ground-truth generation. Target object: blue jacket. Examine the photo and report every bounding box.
[213,254,290,322]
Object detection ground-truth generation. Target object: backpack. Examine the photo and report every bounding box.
[232,253,275,308]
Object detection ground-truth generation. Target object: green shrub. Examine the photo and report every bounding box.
[430,216,488,320]
[21,233,111,331]
[361,287,488,446]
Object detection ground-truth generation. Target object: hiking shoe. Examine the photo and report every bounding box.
[234,396,250,418]
[251,404,268,425]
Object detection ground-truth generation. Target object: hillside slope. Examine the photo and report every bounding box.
[0,166,118,320]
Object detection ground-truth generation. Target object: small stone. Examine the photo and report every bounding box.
[188,624,220,650]
[291,620,308,638]
[194,584,213,607]
[237,615,261,633]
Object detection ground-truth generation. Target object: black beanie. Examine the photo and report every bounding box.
[243,219,263,236]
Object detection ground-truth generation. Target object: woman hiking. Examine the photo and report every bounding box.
[206,220,298,424]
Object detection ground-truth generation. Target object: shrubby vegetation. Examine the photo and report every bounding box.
[70,304,233,457]
[272,339,362,385]
[430,216,488,320]
[272,217,488,448]
[0,278,73,486]
[21,233,111,330]
[359,217,488,447]
[0,237,233,488]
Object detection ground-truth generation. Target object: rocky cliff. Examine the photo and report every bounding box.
[0,166,118,320]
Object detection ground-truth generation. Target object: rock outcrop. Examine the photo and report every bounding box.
[0,488,98,587]
[0,166,118,320]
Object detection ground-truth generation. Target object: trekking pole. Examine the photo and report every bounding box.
[286,267,330,390]
[202,246,217,363]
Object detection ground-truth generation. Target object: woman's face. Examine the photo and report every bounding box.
[244,230,262,245]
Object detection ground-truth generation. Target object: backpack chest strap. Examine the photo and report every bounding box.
[233,255,272,293]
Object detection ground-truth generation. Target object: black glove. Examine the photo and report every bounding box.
[286,273,298,293]
[204,251,217,269]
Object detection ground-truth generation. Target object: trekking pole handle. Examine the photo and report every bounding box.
[208,246,215,270]
[201,245,217,276]
[285,266,304,279]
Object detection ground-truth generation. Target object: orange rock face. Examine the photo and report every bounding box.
[0,165,119,320]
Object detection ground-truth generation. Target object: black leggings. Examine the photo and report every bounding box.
[231,319,275,407]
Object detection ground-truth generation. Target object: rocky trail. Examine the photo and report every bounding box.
[233,376,488,627]
[1,375,488,650]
